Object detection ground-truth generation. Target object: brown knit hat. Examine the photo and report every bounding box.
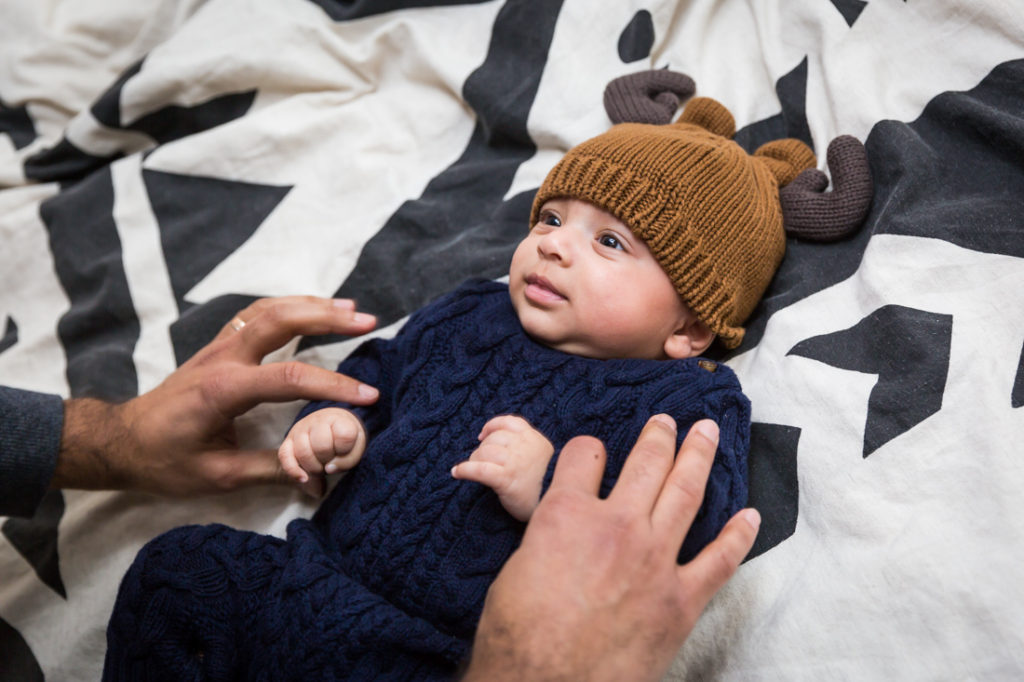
[529,95,817,349]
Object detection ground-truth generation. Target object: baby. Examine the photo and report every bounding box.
[281,195,721,520]
[105,80,827,681]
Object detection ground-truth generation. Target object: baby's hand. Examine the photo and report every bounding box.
[279,408,367,498]
[451,415,555,522]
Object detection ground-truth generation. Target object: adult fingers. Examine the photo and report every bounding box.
[298,475,326,499]
[677,507,760,614]
[546,435,606,496]
[606,414,678,514]
[229,297,377,362]
[196,448,292,492]
[651,419,719,546]
[213,296,351,342]
[211,362,378,416]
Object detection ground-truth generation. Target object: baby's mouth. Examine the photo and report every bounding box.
[524,274,567,303]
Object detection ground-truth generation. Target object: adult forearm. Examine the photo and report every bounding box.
[50,398,133,491]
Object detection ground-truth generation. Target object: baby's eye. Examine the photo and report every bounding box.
[539,211,561,227]
[598,234,624,250]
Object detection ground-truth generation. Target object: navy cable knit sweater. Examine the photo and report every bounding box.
[104,279,750,681]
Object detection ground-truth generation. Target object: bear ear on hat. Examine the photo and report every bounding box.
[754,138,817,187]
[676,97,736,139]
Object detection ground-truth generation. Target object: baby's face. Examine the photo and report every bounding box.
[509,198,694,360]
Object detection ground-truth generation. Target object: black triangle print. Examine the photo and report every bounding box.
[92,56,257,144]
[40,169,140,402]
[124,91,256,145]
[744,422,801,561]
[300,0,564,352]
[307,0,493,21]
[143,169,291,313]
[0,315,16,355]
[2,490,67,599]
[870,58,1024,258]
[830,0,868,27]
[1013,339,1024,408]
[0,96,38,150]
[788,305,952,457]
[91,59,145,129]
[27,58,255,183]
[24,59,144,183]
[618,10,655,63]
[734,56,813,152]
[0,617,44,682]
[23,137,118,184]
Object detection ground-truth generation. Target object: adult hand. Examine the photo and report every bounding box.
[464,415,760,682]
[51,296,379,496]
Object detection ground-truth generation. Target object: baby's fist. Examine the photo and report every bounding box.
[279,407,367,498]
[451,415,554,521]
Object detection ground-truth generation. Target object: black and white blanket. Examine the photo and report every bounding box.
[2,1,1022,679]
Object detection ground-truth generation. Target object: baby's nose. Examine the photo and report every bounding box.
[538,227,576,263]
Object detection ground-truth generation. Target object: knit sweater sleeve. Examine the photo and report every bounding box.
[0,386,64,518]
[293,281,492,437]
[293,335,399,437]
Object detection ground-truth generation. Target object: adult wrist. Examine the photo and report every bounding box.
[51,398,134,490]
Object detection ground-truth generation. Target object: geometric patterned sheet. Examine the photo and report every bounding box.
[1,1,1022,679]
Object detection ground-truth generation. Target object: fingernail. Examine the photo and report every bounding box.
[651,414,676,431]
[358,384,378,399]
[299,473,309,483]
[332,298,356,310]
[695,420,719,441]
[741,508,761,531]
[450,466,459,478]
[325,463,337,474]
[353,312,375,325]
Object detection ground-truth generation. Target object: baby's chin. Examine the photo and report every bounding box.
[511,297,668,360]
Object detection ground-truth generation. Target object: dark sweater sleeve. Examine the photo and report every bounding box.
[295,335,399,438]
[0,386,64,517]
[294,280,493,437]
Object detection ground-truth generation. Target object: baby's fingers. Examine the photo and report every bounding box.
[290,422,331,477]
[330,417,360,454]
[469,441,509,466]
[278,438,308,484]
[452,460,509,492]
[281,435,325,499]
[478,414,529,440]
